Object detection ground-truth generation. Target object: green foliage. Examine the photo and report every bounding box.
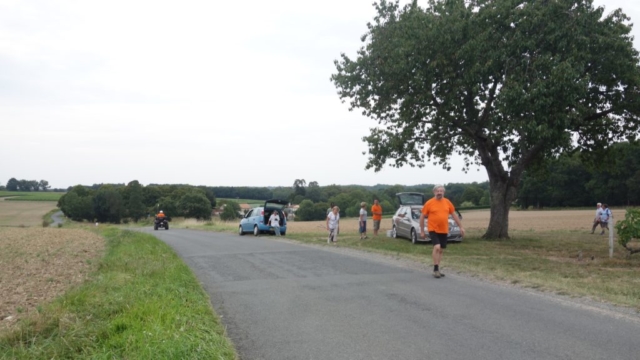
[5,177,50,191]
[615,209,640,254]
[179,192,212,220]
[142,185,163,208]
[58,186,94,221]
[197,186,217,208]
[93,186,124,223]
[296,200,328,221]
[332,0,640,238]
[125,180,146,222]
[460,201,475,208]
[157,196,178,217]
[220,201,241,221]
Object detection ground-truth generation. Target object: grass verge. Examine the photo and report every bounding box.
[0,227,237,359]
[0,192,64,202]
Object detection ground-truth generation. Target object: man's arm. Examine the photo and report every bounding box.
[419,213,426,238]
[451,212,465,237]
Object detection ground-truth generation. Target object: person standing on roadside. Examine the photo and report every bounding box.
[359,202,368,239]
[599,203,612,235]
[326,206,340,244]
[268,210,281,236]
[371,199,383,236]
[419,185,465,279]
[591,203,603,234]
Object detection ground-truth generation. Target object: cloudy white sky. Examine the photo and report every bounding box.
[1,0,638,189]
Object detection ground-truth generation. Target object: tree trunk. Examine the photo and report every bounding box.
[483,179,518,239]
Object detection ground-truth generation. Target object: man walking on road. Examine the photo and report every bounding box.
[420,185,465,278]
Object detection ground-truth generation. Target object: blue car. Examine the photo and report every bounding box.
[238,199,288,236]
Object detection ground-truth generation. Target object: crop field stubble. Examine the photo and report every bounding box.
[286,209,624,233]
[0,227,105,333]
[0,198,58,227]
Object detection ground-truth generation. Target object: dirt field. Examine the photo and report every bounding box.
[287,209,624,233]
[0,227,105,333]
[0,198,58,227]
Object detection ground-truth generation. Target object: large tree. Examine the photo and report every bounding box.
[332,0,640,238]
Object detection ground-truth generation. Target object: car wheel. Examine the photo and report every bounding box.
[281,232,286,236]
[392,225,397,238]
[253,225,259,236]
[154,225,158,230]
[411,228,418,244]
[165,223,169,230]
[238,226,244,236]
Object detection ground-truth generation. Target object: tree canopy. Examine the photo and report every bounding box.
[332,0,640,238]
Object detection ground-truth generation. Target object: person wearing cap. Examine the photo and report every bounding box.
[599,203,612,235]
[156,210,166,219]
[359,202,368,239]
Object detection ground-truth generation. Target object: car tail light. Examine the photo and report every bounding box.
[261,210,264,216]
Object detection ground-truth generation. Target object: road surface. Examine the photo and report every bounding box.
[143,228,640,360]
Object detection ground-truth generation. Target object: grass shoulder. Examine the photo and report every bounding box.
[0,226,237,360]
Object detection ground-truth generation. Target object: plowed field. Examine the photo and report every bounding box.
[0,199,57,227]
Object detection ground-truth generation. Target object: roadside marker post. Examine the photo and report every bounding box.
[609,214,614,258]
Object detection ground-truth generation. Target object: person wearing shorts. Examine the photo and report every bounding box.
[371,199,382,236]
[419,185,465,278]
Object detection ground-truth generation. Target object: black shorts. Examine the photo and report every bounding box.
[429,232,448,249]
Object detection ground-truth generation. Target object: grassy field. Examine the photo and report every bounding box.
[0,191,64,202]
[179,209,640,310]
[0,227,237,359]
[0,200,58,227]
[217,198,263,206]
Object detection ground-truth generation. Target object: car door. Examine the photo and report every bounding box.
[241,209,254,232]
[397,207,412,239]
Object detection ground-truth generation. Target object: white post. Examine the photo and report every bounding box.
[609,214,614,258]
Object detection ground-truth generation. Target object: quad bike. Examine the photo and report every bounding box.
[154,216,169,230]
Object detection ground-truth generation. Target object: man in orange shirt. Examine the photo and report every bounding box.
[419,185,465,278]
[371,199,383,236]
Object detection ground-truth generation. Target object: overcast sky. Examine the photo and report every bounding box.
[1,0,638,189]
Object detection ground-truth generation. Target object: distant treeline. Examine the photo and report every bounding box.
[2,178,66,192]
[58,181,216,223]
[44,142,640,222]
[517,142,640,208]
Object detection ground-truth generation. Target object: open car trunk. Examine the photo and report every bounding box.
[263,199,288,226]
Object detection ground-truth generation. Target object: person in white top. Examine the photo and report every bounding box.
[326,206,340,243]
[268,211,281,236]
[359,202,368,239]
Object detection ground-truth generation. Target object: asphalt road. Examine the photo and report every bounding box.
[143,228,640,360]
[51,210,64,226]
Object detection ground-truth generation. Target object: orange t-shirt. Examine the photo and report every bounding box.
[156,213,165,218]
[421,198,454,234]
[371,204,383,221]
